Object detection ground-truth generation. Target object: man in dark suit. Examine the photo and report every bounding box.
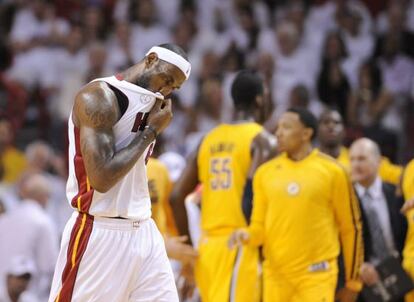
[349,138,407,301]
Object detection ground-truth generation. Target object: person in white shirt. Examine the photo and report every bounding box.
[0,256,39,302]
[0,173,58,301]
[349,138,407,293]
[24,141,71,237]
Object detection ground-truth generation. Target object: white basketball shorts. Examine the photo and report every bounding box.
[48,212,178,302]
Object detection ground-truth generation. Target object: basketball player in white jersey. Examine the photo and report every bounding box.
[48,43,191,302]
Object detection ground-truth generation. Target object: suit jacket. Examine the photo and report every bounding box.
[356,182,408,302]
[358,182,407,261]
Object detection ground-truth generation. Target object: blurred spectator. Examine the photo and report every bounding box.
[288,84,323,117]
[84,42,111,83]
[106,21,134,73]
[186,78,223,154]
[48,24,88,136]
[336,5,374,77]
[0,256,38,302]
[81,5,107,43]
[378,34,414,97]
[152,0,180,29]
[234,5,260,65]
[270,21,319,117]
[9,0,69,53]
[198,51,221,83]
[377,33,414,135]
[24,141,70,235]
[347,61,393,129]
[284,0,325,56]
[130,0,170,61]
[220,46,245,123]
[0,173,59,300]
[193,78,223,133]
[0,117,26,184]
[171,16,199,108]
[317,31,351,119]
[334,0,373,35]
[375,2,414,58]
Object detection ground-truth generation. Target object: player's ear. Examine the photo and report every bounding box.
[303,128,313,141]
[255,94,263,108]
[145,52,159,68]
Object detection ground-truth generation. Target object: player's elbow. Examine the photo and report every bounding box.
[89,177,112,193]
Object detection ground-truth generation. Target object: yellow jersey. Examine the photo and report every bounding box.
[147,157,177,236]
[198,122,262,234]
[336,147,402,185]
[1,146,26,183]
[248,149,363,289]
[403,159,414,259]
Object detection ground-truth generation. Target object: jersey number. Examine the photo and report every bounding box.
[210,157,232,190]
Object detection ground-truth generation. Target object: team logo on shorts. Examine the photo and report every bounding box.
[140,95,153,104]
[287,182,300,196]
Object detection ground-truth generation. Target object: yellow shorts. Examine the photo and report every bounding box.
[195,234,260,302]
[403,258,414,302]
[263,259,338,302]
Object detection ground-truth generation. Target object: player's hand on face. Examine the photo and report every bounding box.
[147,98,173,135]
[335,287,359,302]
[401,197,414,214]
[228,229,249,249]
[360,262,380,286]
[165,235,198,264]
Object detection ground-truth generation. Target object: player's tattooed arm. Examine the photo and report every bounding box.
[73,82,162,193]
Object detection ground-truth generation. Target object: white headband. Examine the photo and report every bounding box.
[146,46,191,80]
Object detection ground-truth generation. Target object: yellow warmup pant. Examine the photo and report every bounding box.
[195,234,260,302]
[263,259,338,302]
[403,258,414,302]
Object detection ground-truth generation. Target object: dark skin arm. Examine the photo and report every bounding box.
[73,81,173,193]
[170,147,199,243]
[248,130,278,178]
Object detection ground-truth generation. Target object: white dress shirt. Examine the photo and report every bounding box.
[355,177,396,257]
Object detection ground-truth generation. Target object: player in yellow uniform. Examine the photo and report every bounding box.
[147,156,174,235]
[170,71,276,302]
[318,109,402,184]
[147,156,198,266]
[402,159,414,302]
[230,108,364,302]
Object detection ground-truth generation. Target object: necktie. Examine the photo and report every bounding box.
[362,190,389,261]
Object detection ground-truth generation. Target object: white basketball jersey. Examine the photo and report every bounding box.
[66,75,159,219]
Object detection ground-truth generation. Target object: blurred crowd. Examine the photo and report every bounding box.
[1,0,414,300]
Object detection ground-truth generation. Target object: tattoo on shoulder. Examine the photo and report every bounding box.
[79,85,118,129]
[84,104,114,128]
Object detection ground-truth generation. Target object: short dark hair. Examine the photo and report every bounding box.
[287,107,318,140]
[158,43,188,61]
[231,70,263,111]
